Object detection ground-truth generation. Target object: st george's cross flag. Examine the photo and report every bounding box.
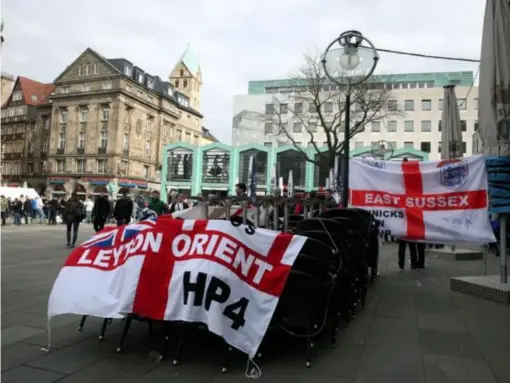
[47,218,307,358]
[349,155,496,244]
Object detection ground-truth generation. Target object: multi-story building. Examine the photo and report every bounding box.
[1,72,15,104]
[1,76,54,191]
[200,126,218,145]
[45,47,203,197]
[232,71,478,161]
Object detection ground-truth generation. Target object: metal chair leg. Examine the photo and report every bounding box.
[221,342,233,373]
[172,326,185,366]
[99,318,109,340]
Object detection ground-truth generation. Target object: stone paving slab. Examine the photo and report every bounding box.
[2,226,510,382]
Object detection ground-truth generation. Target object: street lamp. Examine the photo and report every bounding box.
[322,30,379,206]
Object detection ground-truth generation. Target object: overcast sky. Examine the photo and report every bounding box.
[2,0,484,143]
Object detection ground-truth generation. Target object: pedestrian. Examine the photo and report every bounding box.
[33,197,45,224]
[12,198,23,225]
[92,193,111,233]
[83,197,94,224]
[23,196,33,225]
[113,191,134,226]
[48,196,59,225]
[0,195,8,226]
[63,192,85,248]
[323,189,338,209]
[148,191,168,216]
[169,193,189,213]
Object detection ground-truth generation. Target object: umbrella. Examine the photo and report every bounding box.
[440,85,463,159]
[478,0,510,156]
[288,170,294,198]
[478,0,510,284]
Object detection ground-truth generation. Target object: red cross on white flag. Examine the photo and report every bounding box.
[349,156,496,244]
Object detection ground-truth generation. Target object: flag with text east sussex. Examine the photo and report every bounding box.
[48,219,307,358]
[349,155,495,244]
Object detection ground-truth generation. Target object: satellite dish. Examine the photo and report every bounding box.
[370,140,394,160]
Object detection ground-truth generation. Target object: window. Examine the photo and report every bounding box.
[388,100,398,111]
[60,110,68,123]
[138,73,144,83]
[99,130,108,149]
[462,141,467,154]
[324,102,333,113]
[183,79,188,88]
[101,106,110,121]
[294,103,303,114]
[418,82,425,89]
[102,81,112,90]
[82,83,90,92]
[371,121,381,132]
[409,82,417,89]
[176,129,182,141]
[175,80,179,88]
[28,162,33,174]
[123,134,129,150]
[78,66,82,76]
[421,99,432,111]
[293,122,302,133]
[76,159,86,173]
[420,142,431,153]
[421,120,432,132]
[278,123,288,133]
[404,100,414,111]
[147,119,152,137]
[180,69,184,77]
[93,62,99,74]
[404,120,414,132]
[145,141,150,156]
[280,104,288,114]
[438,121,442,132]
[143,165,150,178]
[309,122,317,132]
[354,141,364,149]
[147,78,154,89]
[97,159,107,173]
[185,132,191,142]
[457,99,467,110]
[439,99,444,110]
[78,132,85,148]
[42,139,48,154]
[264,123,273,134]
[58,131,66,149]
[31,95,38,102]
[461,120,467,132]
[388,141,397,150]
[265,104,274,115]
[80,108,88,122]
[474,120,479,131]
[474,98,479,110]
[264,142,272,147]
[404,141,414,149]
[85,64,90,75]
[308,103,316,113]
[125,65,132,76]
[56,160,65,173]
[28,142,34,154]
[438,142,442,153]
[337,121,344,132]
[387,121,397,132]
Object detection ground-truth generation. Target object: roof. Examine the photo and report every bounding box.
[176,45,200,74]
[202,127,218,142]
[1,71,15,80]
[2,76,55,108]
[248,71,475,94]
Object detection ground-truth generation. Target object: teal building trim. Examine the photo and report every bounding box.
[160,144,429,197]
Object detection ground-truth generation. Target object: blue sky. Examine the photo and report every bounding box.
[2,0,484,143]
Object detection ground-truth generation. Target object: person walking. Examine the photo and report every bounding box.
[169,193,189,213]
[148,191,168,216]
[113,191,133,226]
[63,192,85,248]
[12,198,23,225]
[23,196,33,225]
[84,197,94,224]
[92,193,111,233]
[1,195,8,226]
[33,197,45,224]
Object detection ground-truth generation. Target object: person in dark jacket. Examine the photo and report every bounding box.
[113,191,133,226]
[323,189,338,209]
[92,193,112,232]
[23,197,33,224]
[148,191,168,216]
[169,193,189,213]
[63,192,85,248]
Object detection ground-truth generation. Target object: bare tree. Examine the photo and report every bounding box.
[268,49,402,169]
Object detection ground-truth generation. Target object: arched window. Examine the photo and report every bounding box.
[175,80,179,88]
[180,69,184,76]
[183,79,188,88]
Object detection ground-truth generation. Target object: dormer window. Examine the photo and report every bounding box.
[167,86,174,96]
[85,64,90,75]
[147,78,154,89]
[138,73,144,83]
[125,65,132,76]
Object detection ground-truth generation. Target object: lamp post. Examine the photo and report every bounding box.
[322,30,379,206]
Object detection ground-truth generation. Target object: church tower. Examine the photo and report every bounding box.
[169,45,202,111]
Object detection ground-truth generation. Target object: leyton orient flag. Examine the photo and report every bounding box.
[349,156,496,244]
[48,218,307,358]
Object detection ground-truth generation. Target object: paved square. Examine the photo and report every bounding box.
[2,225,510,382]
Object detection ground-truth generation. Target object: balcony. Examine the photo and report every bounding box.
[77,147,85,154]
[98,147,107,154]
[56,148,65,155]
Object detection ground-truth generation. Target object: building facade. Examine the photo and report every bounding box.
[43,47,203,197]
[1,72,15,104]
[1,76,54,192]
[232,71,478,161]
[161,142,429,198]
